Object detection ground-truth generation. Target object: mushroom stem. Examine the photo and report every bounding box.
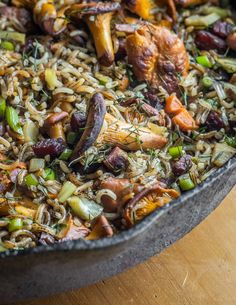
[86,13,114,66]
[65,2,121,66]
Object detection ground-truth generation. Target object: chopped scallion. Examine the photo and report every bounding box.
[8,218,23,232]
[67,132,78,145]
[201,76,213,88]
[168,146,183,159]
[25,173,39,187]
[0,41,14,51]
[0,30,25,43]
[185,13,220,28]
[179,176,195,191]
[6,106,23,135]
[43,168,55,181]
[196,55,213,68]
[59,149,73,161]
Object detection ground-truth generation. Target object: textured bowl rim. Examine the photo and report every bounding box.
[1,156,235,259]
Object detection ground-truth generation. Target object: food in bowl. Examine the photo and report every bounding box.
[0,0,236,251]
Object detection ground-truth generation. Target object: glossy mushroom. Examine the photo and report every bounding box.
[70,93,106,162]
[126,24,189,93]
[65,2,121,66]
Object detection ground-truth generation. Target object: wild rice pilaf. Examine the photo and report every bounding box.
[0,0,236,251]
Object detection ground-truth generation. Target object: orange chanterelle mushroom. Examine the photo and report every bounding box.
[126,24,189,93]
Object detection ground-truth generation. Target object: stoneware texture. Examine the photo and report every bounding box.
[1,2,236,302]
[1,155,236,303]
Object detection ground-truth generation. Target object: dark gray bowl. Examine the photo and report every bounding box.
[1,1,236,302]
[1,155,236,304]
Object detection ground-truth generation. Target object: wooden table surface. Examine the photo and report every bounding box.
[17,186,236,305]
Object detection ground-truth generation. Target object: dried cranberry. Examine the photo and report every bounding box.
[32,138,66,158]
[211,21,233,39]
[71,112,86,132]
[195,30,227,54]
[143,91,163,110]
[205,111,224,131]
[104,147,128,173]
[171,155,193,176]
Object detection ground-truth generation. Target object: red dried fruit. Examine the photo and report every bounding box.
[70,112,86,132]
[171,155,192,176]
[211,21,233,39]
[32,138,66,158]
[205,111,224,131]
[195,30,227,54]
[104,147,128,173]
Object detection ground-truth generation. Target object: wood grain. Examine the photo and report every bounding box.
[16,186,236,305]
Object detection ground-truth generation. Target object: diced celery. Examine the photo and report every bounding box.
[179,175,195,191]
[25,174,39,187]
[67,196,103,220]
[29,158,45,172]
[42,168,55,181]
[23,120,39,143]
[58,181,77,203]
[8,218,23,232]
[185,13,220,27]
[6,106,23,135]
